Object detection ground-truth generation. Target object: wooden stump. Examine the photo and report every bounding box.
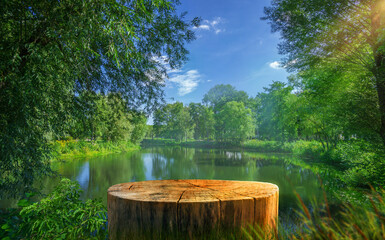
[108,180,279,240]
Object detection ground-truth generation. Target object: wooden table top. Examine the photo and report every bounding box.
[108,179,279,203]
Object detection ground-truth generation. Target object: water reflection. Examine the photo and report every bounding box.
[76,162,90,189]
[42,147,323,216]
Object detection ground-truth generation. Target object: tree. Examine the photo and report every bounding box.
[215,101,255,143]
[145,125,155,139]
[153,102,194,141]
[203,84,249,113]
[188,103,215,140]
[130,112,148,144]
[94,93,133,142]
[263,0,385,144]
[0,0,198,197]
[291,62,381,147]
[257,82,299,141]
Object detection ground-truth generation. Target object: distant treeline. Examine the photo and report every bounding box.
[149,78,382,150]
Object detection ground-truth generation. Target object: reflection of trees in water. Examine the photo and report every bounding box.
[150,147,198,180]
[37,147,331,221]
[46,152,146,204]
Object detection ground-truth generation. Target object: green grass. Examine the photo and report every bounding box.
[51,139,140,161]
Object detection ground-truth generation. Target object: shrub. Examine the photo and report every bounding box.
[5,178,108,240]
[328,140,385,188]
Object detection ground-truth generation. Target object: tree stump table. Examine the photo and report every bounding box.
[108,180,279,239]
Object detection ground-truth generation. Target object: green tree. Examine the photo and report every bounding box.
[263,0,385,144]
[203,84,249,113]
[257,82,299,141]
[153,102,194,141]
[145,125,155,139]
[0,0,198,197]
[188,103,215,140]
[94,93,133,142]
[130,112,148,144]
[216,101,255,143]
[291,62,381,148]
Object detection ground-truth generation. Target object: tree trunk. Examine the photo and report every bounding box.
[108,180,279,239]
[371,2,385,145]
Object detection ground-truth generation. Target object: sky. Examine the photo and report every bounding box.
[163,0,290,105]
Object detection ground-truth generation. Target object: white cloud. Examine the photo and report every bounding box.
[194,17,225,35]
[269,61,282,70]
[151,55,205,95]
[168,70,202,96]
[194,24,210,30]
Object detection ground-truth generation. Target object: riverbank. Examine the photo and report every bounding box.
[51,139,140,161]
[142,138,323,156]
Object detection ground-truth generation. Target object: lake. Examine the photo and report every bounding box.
[40,146,330,229]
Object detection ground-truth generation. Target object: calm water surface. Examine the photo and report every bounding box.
[40,146,327,228]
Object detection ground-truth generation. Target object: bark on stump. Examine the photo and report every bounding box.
[108,179,279,239]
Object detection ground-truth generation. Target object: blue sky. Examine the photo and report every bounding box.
[163,0,290,104]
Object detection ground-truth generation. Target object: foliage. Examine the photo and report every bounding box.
[145,125,155,139]
[188,103,215,140]
[287,141,324,159]
[263,0,385,145]
[154,102,194,141]
[52,140,140,159]
[67,92,148,143]
[203,84,250,113]
[257,81,299,142]
[215,101,255,143]
[288,189,385,240]
[328,140,385,188]
[242,140,289,152]
[93,93,134,141]
[130,112,148,144]
[1,179,107,240]
[242,140,324,157]
[0,0,198,197]
[242,189,385,240]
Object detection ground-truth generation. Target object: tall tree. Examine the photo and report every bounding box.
[216,101,255,143]
[93,93,133,142]
[188,103,215,140]
[153,102,194,141]
[203,84,249,113]
[130,112,148,144]
[257,82,298,141]
[0,0,198,197]
[263,0,385,144]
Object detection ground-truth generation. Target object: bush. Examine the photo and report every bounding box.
[330,141,385,188]
[1,179,107,240]
[243,140,290,152]
[286,140,324,158]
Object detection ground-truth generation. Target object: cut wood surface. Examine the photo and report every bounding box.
[108,179,279,240]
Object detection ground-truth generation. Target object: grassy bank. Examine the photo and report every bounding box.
[142,138,323,156]
[51,139,140,160]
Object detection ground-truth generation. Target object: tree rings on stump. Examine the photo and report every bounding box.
[108,179,278,239]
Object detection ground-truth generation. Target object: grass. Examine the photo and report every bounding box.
[240,188,385,240]
[51,139,140,161]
